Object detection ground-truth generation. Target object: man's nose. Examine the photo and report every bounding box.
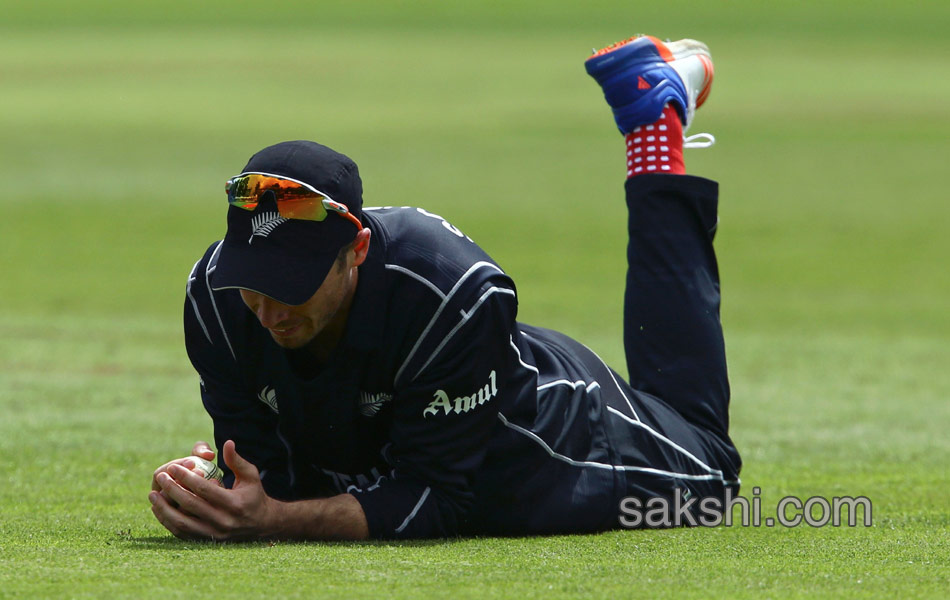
[256,297,289,328]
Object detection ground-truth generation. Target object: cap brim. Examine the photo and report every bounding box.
[210,240,337,306]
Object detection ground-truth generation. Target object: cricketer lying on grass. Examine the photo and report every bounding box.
[149,33,742,541]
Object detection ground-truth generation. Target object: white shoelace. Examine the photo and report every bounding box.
[684,132,716,149]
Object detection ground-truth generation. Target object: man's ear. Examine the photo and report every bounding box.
[351,228,372,267]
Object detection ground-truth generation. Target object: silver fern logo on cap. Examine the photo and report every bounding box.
[249,211,289,244]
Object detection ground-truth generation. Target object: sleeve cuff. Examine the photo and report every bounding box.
[351,475,459,539]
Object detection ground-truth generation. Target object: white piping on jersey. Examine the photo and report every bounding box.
[205,241,236,361]
[384,264,446,300]
[537,379,602,394]
[579,339,642,422]
[394,486,431,534]
[605,406,722,477]
[411,286,516,382]
[602,362,641,422]
[496,412,726,483]
[394,261,504,386]
[462,286,515,319]
[509,336,540,376]
[186,257,212,344]
[276,427,296,489]
[520,329,640,423]
[528,375,717,476]
[508,332,726,481]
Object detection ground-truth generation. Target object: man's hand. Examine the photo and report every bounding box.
[149,440,280,541]
[151,441,219,493]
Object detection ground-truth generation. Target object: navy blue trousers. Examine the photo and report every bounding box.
[623,174,732,439]
[608,173,741,512]
[466,174,742,535]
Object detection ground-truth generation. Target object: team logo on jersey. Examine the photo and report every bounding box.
[358,391,393,417]
[257,385,278,413]
[423,370,498,418]
[321,466,387,494]
[248,211,289,244]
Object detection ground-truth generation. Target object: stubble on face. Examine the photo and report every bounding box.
[239,262,356,353]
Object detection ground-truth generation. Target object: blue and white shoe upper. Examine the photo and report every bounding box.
[586,36,713,137]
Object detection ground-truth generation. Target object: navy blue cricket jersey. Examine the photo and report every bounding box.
[184,196,740,538]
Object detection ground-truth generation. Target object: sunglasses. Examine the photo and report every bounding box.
[225,171,362,230]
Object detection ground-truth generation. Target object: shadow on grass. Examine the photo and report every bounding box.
[123,534,458,550]
[120,528,620,551]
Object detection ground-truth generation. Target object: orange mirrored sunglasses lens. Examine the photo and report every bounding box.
[227,174,328,221]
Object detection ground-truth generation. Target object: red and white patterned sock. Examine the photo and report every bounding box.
[624,104,684,179]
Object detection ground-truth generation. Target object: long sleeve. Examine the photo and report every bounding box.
[183,243,293,499]
[350,276,519,537]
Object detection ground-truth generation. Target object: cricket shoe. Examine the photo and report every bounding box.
[585,35,715,139]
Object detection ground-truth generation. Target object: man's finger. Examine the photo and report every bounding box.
[150,489,220,539]
[149,490,224,541]
[164,464,233,508]
[222,440,259,483]
[152,457,197,491]
[156,471,202,507]
[191,441,215,460]
[157,469,232,528]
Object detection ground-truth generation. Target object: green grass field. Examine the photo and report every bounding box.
[1,0,948,597]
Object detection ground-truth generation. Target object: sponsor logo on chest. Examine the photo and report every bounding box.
[423,370,498,418]
[322,466,386,494]
[258,385,278,413]
[358,391,393,417]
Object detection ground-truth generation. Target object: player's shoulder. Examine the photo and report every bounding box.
[184,240,247,361]
[186,240,226,304]
[363,206,512,299]
[190,240,223,275]
[362,208,520,387]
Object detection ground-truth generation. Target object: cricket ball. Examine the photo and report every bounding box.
[186,456,224,483]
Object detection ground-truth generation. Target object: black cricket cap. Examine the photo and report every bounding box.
[210,140,363,305]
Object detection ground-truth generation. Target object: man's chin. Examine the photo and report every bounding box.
[268,330,313,349]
